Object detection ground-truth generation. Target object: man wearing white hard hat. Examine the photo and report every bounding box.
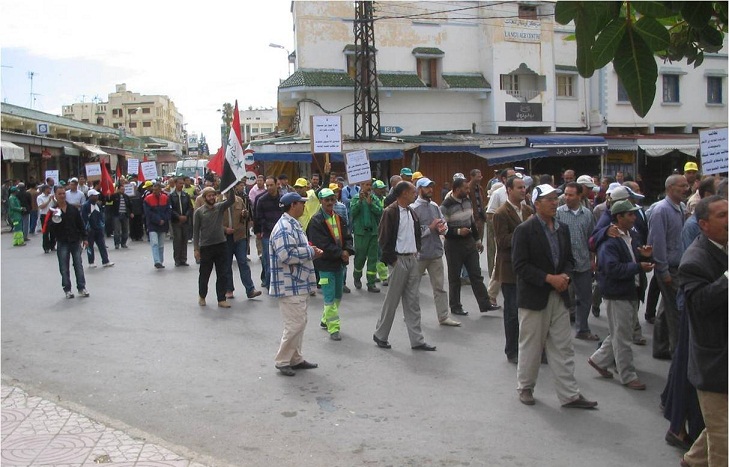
[512,183,598,408]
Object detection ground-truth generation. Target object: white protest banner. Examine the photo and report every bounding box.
[84,162,102,181]
[311,115,342,153]
[124,184,135,196]
[127,158,139,175]
[140,161,158,180]
[344,149,371,185]
[45,170,59,184]
[699,127,728,175]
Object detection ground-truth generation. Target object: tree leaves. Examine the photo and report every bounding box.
[593,19,627,69]
[555,0,726,116]
[614,28,658,117]
[634,16,671,51]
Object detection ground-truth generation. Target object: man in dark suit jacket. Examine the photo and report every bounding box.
[679,195,728,466]
[511,184,597,409]
[493,175,532,364]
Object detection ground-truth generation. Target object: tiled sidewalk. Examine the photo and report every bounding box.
[1,385,212,467]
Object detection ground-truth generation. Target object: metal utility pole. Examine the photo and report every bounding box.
[353,1,381,141]
[28,71,38,109]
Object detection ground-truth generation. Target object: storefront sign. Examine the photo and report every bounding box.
[85,162,102,181]
[503,19,541,43]
[505,103,542,122]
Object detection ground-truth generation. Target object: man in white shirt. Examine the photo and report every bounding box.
[37,184,55,253]
[64,178,86,208]
[373,181,435,351]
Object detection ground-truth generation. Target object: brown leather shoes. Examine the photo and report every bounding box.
[588,358,614,379]
[518,389,535,406]
[562,395,598,409]
[624,379,647,390]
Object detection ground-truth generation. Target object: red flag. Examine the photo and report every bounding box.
[137,154,148,182]
[100,162,115,196]
[207,146,224,175]
[116,163,122,180]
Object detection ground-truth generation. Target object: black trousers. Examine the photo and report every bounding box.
[40,214,56,252]
[171,221,189,265]
[198,242,230,302]
[444,237,490,312]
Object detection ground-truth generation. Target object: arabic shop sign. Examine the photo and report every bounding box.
[505,103,542,122]
[551,146,608,157]
[503,19,541,43]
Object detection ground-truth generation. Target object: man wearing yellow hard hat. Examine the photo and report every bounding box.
[293,177,320,231]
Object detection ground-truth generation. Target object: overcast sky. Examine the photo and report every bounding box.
[1,0,294,150]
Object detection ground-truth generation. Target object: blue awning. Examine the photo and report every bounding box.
[419,145,547,164]
[329,149,403,162]
[527,135,607,157]
[253,152,312,162]
[253,149,403,163]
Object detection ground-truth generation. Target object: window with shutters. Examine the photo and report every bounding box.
[417,57,440,88]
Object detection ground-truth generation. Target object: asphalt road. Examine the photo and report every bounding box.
[1,232,685,466]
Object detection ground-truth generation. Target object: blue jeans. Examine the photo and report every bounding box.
[113,214,129,247]
[57,240,85,292]
[86,228,110,265]
[21,214,30,239]
[261,237,270,287]
[149,231,165,265]
[29,210,38,234]
[226,235,255,295]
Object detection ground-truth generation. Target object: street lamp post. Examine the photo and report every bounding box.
[269,43,292,77]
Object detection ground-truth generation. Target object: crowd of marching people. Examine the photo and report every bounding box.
[2,159,726,465]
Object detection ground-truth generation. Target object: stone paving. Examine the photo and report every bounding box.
[1,384,211,467]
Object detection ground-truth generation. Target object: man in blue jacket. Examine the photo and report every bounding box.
[588,200,653,390]
[143,182,172,269]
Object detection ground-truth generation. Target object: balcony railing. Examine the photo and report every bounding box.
[504,89,541,101]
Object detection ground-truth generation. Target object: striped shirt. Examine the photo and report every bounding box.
[556,204,595,272]
[268,212,316,298]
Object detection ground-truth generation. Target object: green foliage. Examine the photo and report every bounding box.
[556,1,727,117]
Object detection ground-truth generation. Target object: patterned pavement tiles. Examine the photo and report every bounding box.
[1,385,214,467]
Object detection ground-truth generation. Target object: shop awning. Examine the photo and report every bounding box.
[154,153,179,163]
[637,138,699,157]
[63,146,81,156]
[329,149,403,162]
[527,135,608,157]
[73,142,110,156]
[253,149,403,163]
[1,141,28,162]
[419,145,547,164]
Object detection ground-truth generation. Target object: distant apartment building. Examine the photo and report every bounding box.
[62,83,185,145]
[239,108,278,142]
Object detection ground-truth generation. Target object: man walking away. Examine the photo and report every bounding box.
[110,183,132,250]
[193,187,235,308]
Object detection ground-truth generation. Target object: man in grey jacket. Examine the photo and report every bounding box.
[411,178,460,326]
[193,187,235,308]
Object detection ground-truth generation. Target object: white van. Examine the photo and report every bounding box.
[175,159,208,179]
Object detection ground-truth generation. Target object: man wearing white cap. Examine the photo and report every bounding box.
[512,183,598,408]
[411,177,461,327]
[65,177,86,208]
[81,189,114,268]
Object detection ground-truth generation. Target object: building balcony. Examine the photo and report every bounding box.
[504,89,541,101]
